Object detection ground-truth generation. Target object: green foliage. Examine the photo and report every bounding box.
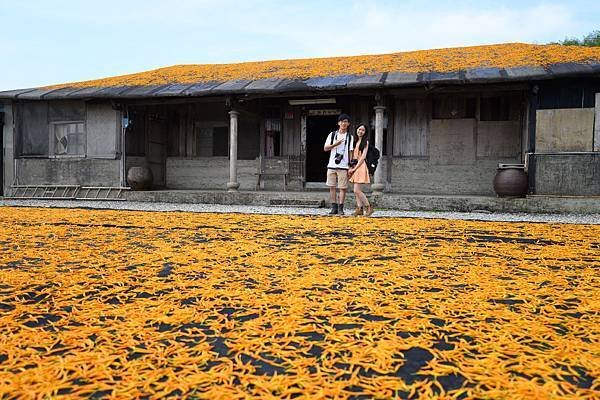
[551,30,600,46]
[582,30,600,46]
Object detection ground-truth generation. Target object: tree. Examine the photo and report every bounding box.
[551,30,600,46]
[582,30,600,46]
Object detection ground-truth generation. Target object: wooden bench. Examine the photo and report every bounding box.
[255,155,289,191]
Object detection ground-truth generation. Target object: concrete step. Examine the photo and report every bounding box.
[269,198,326,207]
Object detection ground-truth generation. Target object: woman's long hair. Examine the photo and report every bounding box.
[354,123,369,153]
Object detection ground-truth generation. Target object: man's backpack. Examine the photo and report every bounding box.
[366,145,380,175]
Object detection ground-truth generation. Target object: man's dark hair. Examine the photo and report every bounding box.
[338,113,351,122]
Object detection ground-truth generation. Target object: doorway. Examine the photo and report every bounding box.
[147,113,167,188]
[305,114,338,182]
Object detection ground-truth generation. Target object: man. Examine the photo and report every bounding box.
[323,114,354,215]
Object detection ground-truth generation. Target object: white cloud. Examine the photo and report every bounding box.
[237,1,587,58]
[0,0,598,90]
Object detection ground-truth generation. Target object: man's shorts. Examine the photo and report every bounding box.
[326,168,349,189]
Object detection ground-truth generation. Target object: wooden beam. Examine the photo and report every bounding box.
[527,88,539,194]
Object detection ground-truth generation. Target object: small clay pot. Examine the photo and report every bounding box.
[493,167,528,197]
[127,166,153,191]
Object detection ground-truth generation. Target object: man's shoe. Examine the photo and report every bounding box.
[364,205,374,217]
[328,203,338,215]
[353,207,363,216]
[338,203,345,215]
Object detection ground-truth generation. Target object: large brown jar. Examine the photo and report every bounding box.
[127,166,153,191]
[493,164,528,197]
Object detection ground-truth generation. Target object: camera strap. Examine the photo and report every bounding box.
[330,131,350,154]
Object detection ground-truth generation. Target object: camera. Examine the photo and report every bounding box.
[334,153,343,164]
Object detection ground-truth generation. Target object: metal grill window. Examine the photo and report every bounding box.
[51,122,85,156]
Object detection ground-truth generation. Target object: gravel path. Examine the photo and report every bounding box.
[1,199,599,224]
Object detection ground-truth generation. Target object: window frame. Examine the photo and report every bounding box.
[191,121,229,157]
[49,120,86,158]
[479,95,514,122]
[264,115,282,157]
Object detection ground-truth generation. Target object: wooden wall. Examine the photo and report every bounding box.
[394,99,429,157]
[391,92,523,162]
[388,91,524,194]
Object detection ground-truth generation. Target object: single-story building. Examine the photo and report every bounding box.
[1,42,599,198]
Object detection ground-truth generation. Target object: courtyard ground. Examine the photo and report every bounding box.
[0,207,598,399]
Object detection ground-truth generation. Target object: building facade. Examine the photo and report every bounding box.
[2,44,599,197]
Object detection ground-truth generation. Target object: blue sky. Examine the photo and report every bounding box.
[0,0,598,90]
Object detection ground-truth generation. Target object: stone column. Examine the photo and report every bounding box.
[227,110,240,191]
[372,105,386,194]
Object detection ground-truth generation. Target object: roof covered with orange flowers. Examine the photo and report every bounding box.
[1,42,599,99]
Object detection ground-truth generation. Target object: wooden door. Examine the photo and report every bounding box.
[147,113,167,188]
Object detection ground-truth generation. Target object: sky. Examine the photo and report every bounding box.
[0,0,598,90]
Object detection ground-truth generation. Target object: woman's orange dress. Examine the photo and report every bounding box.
[349,143,370,184]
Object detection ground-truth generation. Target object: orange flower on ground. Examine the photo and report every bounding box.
[0,207,598,399]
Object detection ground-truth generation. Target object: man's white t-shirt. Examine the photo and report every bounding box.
[325,131,354,170]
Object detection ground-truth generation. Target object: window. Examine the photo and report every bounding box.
[173,122,233,157]
[51,122,85,156]
[538,85,597,109]
[265,117,281,157]
[480,96,511,121]
[432,96,476,119]
[264,107,282,157]
[212,126,229,156]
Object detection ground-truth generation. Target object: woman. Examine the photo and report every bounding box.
[348,124,373,216]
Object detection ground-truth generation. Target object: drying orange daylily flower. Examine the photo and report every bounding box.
[0,207,598,399]
[46,43,600,89]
